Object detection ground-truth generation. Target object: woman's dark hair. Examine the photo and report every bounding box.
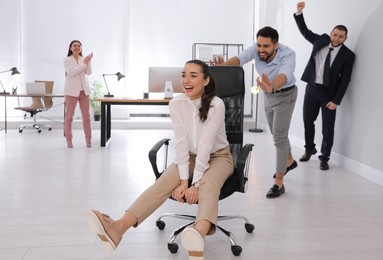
[185,59,216,122]
[67,40,83,57]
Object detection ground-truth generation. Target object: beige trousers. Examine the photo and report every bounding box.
[128,146,234,228]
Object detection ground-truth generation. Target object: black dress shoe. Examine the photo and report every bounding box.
[299,148,317,162]
[273,160,298,178]
[266,184,285,198]
[320,160,329,170]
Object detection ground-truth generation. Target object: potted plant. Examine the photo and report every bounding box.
[90,79,104,121]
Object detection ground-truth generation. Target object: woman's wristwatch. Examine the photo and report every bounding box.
[193,182,200,188]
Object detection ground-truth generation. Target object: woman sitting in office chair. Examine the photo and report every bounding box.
[87,59,234,260]
[63,40,93,148]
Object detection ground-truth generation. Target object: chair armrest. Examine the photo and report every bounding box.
[148,138,171,179]
[236,143,254,192]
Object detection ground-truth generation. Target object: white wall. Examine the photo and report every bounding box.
[0,0,21,111]
[0,0,254,119]
[256,0,383,181]
[21,0,130,118]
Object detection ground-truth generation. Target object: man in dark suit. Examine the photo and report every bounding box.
[293,2,355,170]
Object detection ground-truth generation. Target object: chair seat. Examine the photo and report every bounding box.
[15,106,41,113]
[219,171,240,200]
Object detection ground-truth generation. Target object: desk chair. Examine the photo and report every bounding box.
[15,81,54,133]
[148,66,254,256]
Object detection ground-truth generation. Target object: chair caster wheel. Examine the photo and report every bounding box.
[48,127,52,131]
[245,223,255,233]
[231,245,242,256]
[168,243,178,254]
[19,129,23,133]
[156,220,165,230]
[38,129,42,133]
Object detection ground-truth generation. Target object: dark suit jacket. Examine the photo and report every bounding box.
[294,13,355,105]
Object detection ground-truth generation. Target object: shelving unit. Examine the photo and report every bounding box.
[192,42,256,121]
[192,43,243,63]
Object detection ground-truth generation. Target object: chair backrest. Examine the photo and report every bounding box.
[208,66,250,198]
[209,66,245,146]
[29,97,44,109]
[35,80,54,109]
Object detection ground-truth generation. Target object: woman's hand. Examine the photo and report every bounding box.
[171,180,188,202]
[83,52,93,64]
[184,186,199,205]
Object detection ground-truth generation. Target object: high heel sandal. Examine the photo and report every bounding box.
[67,140,73,148]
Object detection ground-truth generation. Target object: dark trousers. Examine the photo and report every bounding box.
[303,84,336,161]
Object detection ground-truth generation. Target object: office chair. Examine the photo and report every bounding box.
[148,66,254,256]
[15,81,54,133]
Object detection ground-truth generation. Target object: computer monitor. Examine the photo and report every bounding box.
[25,82,46,95]
[148,67,184,96]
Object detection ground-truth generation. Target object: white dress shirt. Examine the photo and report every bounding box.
[314,44,341,84]
[169,94,229,185]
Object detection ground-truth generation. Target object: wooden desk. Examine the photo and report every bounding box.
[96,97,170,147]
[0,93,65,133]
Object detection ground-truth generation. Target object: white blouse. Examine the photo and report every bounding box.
[169,94,229,185]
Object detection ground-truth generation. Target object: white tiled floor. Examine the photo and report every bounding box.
[1,128,383,260]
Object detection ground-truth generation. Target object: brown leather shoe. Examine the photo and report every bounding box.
[299,148,317,162]
[87,210,122,252]
[320,160,329,170]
